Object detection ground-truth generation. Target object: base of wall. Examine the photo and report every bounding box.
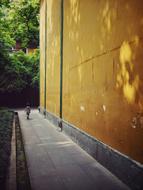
[40,107,143,190]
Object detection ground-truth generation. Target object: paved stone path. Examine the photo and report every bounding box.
[18,110,130,190]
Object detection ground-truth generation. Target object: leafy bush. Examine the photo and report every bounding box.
[0,108,13,189]
[0,50,39,93]
[0,0,40,105]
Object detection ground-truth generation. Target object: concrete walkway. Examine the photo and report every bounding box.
[18,110,130,190]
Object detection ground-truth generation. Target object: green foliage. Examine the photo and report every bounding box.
[0,0,10,7]
[0,0,40,94]
[0,50,39,92]
[8,0,40,48]
[0,2,15,48]
[0,108,13,188]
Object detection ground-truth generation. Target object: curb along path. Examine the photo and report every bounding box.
[6,114,16,190]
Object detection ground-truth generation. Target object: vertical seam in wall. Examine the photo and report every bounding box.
[44,0,47,111]
[39,1,42,107]
[60,0,64,118]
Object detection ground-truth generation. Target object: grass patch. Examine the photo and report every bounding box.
[0,108,13,189]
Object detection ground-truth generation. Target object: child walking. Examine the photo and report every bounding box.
[25,103,31,119]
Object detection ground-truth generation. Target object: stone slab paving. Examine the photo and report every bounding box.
[18,110,130,190]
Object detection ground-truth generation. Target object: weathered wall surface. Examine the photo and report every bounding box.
[40,0,46,109]
[40,0,143,164]
[46,0,61,116]
[63,0,143,164]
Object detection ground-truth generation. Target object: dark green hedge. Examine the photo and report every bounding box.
[0,109,13,189]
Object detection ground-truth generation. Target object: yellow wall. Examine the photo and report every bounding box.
[46,0,60,116]
[26,48,37,54]
[40,0,143,164]
[40,0,45,109]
